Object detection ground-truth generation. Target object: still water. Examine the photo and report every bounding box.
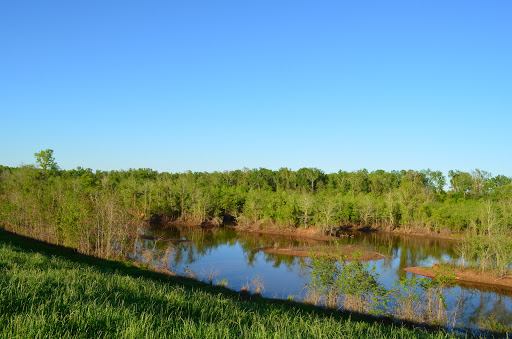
[132,225,512,330]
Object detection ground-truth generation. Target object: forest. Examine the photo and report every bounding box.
[1,150,512,270]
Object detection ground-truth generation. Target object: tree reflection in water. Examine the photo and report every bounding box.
[128,225,512,330]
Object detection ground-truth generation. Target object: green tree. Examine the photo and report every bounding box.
[421,169,446,194]
[347,169,369,194]
[448,170,472,199]
[470,169,492,197]
[34,149,59,171]
[297,168,325,192]
[491,175,512,189]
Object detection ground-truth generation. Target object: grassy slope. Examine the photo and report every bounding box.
[0,230,456,339]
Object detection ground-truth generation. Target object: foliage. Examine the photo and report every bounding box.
[390,275,453,326]
[304,249,459,327]
[305,251,386,315]
[2,151,512,267]
[456,201,512,277]
[34,149,59,171]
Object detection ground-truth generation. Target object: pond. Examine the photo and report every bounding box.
[131,225,512,331]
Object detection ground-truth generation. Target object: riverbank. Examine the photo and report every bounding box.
[405,265,512,292]
[157,217,463,243]
[235,226,337,241]
[0,229,457,338]
[228,223,461,243]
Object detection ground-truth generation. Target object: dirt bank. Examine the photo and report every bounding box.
[258,244,387,261]
[235,226,344,242]
[154,217,462,243]
[235,224,461,243]
[404,266,512,292]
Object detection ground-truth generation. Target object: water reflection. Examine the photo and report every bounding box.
[129,225,512,330]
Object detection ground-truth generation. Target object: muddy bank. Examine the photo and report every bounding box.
[235,224,460,243]
[258,244,387,261]
[150,214,462,243]
[234,226,344,242]
[404,266,512,292]
[147,220,460,257]
[336,224,460,242]
[383,229,459,242]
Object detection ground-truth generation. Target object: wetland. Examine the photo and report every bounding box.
[134,224,512,331]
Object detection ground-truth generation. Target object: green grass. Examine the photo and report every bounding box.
[0,230,458,338]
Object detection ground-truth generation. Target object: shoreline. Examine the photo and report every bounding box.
[231,224,461,243]
[154,220,461,248]
[404,266,512,293]
[157,217,462,243]
[234,226,337,241]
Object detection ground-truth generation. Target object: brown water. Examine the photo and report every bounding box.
[132,225,512,331]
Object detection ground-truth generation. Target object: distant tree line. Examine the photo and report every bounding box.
[1,150,512,260]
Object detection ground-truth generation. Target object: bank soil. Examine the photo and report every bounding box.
[236,227,338,242]
[404,266,512,292]
[258,244,387,261]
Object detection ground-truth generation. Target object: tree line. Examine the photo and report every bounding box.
[1,150,512,259]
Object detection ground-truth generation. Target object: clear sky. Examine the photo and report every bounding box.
[1,1,511,176]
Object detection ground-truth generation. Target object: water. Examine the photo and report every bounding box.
[132,225,512,330]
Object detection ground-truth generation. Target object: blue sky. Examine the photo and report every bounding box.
[1,1,511,176]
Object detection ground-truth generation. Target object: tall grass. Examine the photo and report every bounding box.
[0,230,455,338]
